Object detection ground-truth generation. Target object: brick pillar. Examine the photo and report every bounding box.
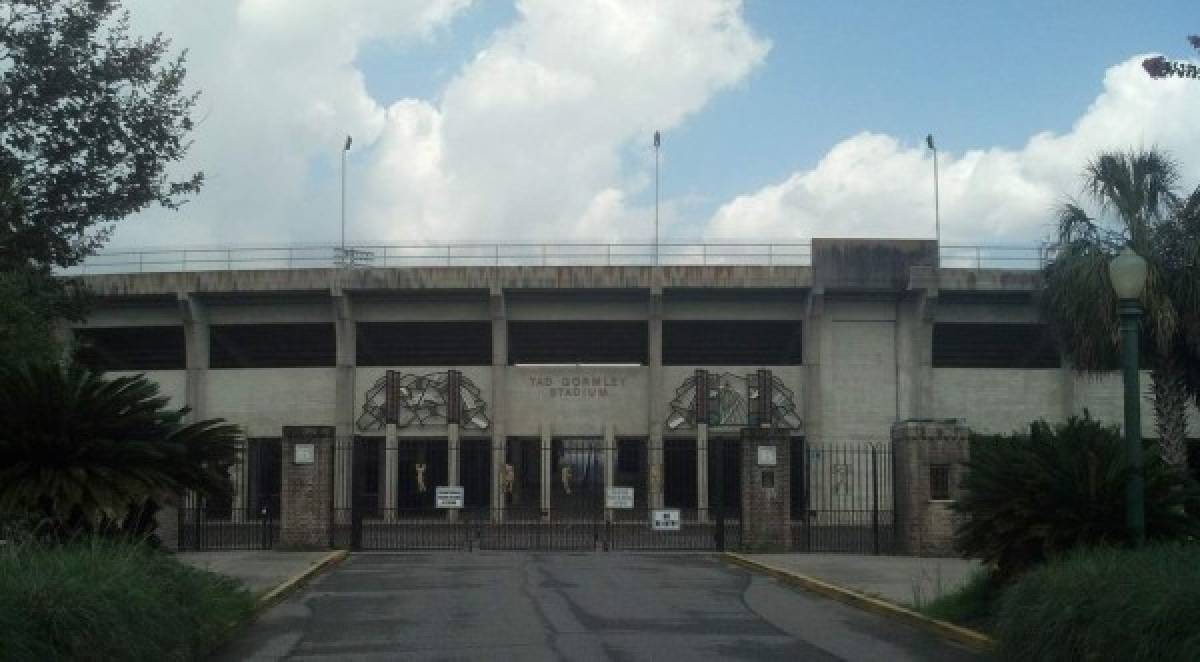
[155,497,180,551]
[740,428,792,551]
[280,426,335,550]
[891,420,970,556]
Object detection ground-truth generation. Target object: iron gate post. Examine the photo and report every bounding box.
[871,447,880,555]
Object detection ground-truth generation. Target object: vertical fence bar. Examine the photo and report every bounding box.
[871,446,880,555]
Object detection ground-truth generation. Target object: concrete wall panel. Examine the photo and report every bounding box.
[934,368,1061,434]
[207,368,336,436]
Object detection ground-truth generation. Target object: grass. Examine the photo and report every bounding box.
[0,538,255,661]
[994,542,1200,661]
[914,568,1002,632]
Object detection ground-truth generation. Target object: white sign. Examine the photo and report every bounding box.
[757,445,778,467]
[435,486,464,509]
[651,509,681,531]
[293,443,315,465]
[606,487,635,509]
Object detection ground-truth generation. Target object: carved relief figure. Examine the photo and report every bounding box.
[416,463,427,493]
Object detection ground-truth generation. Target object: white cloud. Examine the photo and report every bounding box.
[108,0,768,248]
[358,0,769,243]
[706,57,1200,244]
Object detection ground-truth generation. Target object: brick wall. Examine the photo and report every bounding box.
[891,420,970,556]
[739,429,791,551]
[280,425,334,549]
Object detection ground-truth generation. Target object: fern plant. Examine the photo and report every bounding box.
[954,414,1200,580]
[0,361,241,540]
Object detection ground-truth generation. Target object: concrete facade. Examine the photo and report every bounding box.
[70,240,1200,538]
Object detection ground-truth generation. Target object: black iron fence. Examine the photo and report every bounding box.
[179,507,277,550]
[791,441,894,554]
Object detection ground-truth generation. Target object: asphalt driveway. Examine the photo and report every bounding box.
[215,552,983,661]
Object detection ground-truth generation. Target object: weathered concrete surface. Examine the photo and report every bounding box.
[175,550,333,595]
[744,554,981,607]
[214,552,982,661]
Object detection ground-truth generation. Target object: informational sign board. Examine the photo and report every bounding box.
[435,486,464,509]
[293,443,315,465]
[756,445,778,467]
[651,509,681,531]
[606,486,635,509]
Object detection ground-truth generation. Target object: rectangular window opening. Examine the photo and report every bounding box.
[929,464,952,501]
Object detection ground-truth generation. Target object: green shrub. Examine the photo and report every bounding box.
[0,539,254,661]
[995,543,1200,661]
[916,569,1003,631]
[954,414,1200,580]
[0,361,242,542]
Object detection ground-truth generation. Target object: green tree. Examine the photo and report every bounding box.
[1040,149,1200,467]
[0,0,202,270]
[0,362,241,540]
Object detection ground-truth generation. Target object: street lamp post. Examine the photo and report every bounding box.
[1109,246,1149,546]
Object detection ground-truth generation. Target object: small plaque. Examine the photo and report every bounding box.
[606,487,635,509]
[436,486,464,509]
[293,443,315,465]
[651,509,681,531]
[757,445,777,467]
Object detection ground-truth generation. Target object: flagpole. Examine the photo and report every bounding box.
[654,130,660,266]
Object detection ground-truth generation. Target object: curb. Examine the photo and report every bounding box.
[721,553,994,653]
[256,549,349,613]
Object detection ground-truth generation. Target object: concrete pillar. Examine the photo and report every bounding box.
[384,423,398,519]
[332,292,355,511]
[648,427,664,509]
[900,268,937,420]
[540,423,552,512]
[803,288,824,444]
[891,420,970,556]
[697,423,709,519]
[604,423,616,520]
[490,286,507,517]
[232,440,246,511]
[447,424,461,522]
[280,426,335,550]
[179,293,208,422]
[647,286,665,509]
[1060,364,1077,422]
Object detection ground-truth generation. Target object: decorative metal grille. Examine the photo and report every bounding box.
[356,370,490,431]
[665,370,802,430]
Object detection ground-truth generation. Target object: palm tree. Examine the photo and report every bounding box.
[0,361,242,539]
[1041,149,1200,468]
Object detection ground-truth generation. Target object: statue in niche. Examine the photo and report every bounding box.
[503,463,515,495]
[648,463,663,495]
[561,464,573,495]
[415,463,427,493]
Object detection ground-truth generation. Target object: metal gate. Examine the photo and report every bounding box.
[481,438,604,550]
[791,440,894,554]
[179,438,280,550]
[343,437,467,550]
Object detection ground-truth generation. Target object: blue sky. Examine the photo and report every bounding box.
[114,0,1200,248]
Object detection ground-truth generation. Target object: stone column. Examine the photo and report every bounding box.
[332,291,355,512]
[891,419,970,556]
[697,423,709,519]
[280,426,335,550]
[540,423,552,513]
[490,286,507,519]
[384,423,398,518]
[647,286,665,509]
[740,428,792,551]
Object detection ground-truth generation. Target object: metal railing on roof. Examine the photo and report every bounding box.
[61,241,1052,275]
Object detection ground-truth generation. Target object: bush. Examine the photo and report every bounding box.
[0,361,242,542]
[0,539,254,661]
[954,414,1200,580]
[995,543,1200,661]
